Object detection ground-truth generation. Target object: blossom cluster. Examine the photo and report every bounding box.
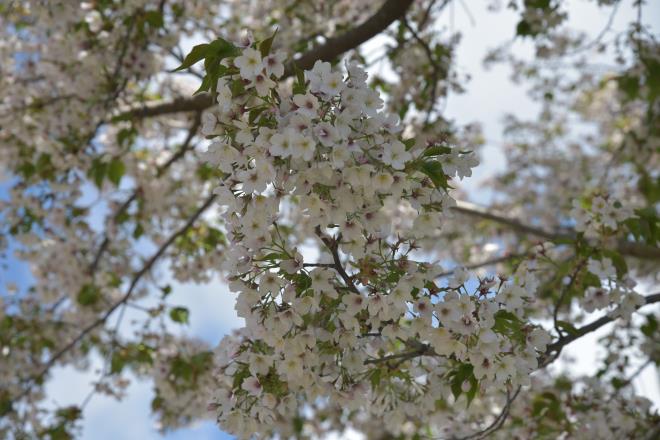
[2,1,658,438]
[195,40,551,437]
[490,375,655,440]
[570,193,634,239]
[581,256,645,320]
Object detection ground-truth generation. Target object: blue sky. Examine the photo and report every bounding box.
[2,1,659,438]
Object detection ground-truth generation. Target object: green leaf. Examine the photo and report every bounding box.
[423,145,452,157]
[582,272,601,289]
[531,391,564,421]
[18,161,36,179]
[646,58,660,101]
[107,158,125,186]
[601,250,628,279]
[418,160,451,190]
[611,377,626,390]
[133,223,144,239]
[403,138,416,151]
[169,306,189,324]
[77,284,101,306]
[556,320,579,336]
[293,63,306,95]
[293,416,304,434]
[88,159,108,188]
[151,396,164,411]
[160,285,172,297]
[637,166,660,204]
[172,43,210,72]
[117,127,137,147]
[229,77,246,96]
[0,392,12,417]
[259,29,278,57]
[143,10,164,28]
[370,368,383,388]
[493,310,526,344]
[193,74,213,95]
[249,106,268,124]
[516,19,534,37]
[35,153,55,180]
[190,351,213,369]
[616,74,640,100]
[110,352,126,374]
[641,314,658,338]
[293,273,312,294]
[449,363,477,404]
[207,37,240,58]
[625,208,659,246]
[259,252,286,261]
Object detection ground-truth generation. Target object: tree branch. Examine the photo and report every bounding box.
[285,0,414,74]
[452,200,660,260]
[454,386,522,440]
[115,0,414,120]
[364,345,431,366]
[436,252,527,278]
[540,292,660,367]
[552,258,587,338]
[9,194,217,407]
[314,227,360,294]
[87,114,202,275]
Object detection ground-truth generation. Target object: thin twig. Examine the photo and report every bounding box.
[315,227,360,294]
[401,17,443,124]
[454,386,522,440]
[87,114,202,275]
[8,194,217,407]
[563,0,622,56]
[553,258,587,338]
[436,252,527,278]
[540,292,660,367]
[364,344,432,366]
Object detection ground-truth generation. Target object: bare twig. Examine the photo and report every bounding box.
[563,0,621,56]
[454,386,522,440]
[364,344,432,366]
[87,113,202,275]
[552,258,587,338]
[401,17,443,123]
[9,194,217,407]
[436,252,527,278]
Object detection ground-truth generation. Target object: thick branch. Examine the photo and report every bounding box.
[116,0,414,120]
[10,194,217,407]
[284,0,414,74]
[452,200,660,260]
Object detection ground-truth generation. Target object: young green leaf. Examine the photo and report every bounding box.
[419,160,451,190]
[172,43,210,72]
[169,306,190,324]
[77,284,101,306]
[259,29,278,57]
[108,158,125,186]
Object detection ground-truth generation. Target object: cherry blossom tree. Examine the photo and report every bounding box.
[1,0,658,438]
